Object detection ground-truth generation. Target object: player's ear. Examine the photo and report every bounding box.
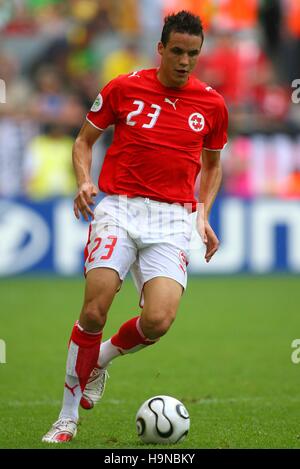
[157,41,164,56]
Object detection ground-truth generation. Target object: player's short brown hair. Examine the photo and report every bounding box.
[161,10,204,46]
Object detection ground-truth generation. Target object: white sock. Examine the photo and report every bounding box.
[98,339,121,369]
[59,375,82,422]
[58,322,102,422]
[97,317,158,368]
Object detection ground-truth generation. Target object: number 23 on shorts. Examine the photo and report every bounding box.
[88,236,118,262]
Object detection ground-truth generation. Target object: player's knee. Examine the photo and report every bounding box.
[81,301,107,331]
[142,311,176,339]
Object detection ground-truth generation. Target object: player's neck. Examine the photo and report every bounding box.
[156,68,189,89]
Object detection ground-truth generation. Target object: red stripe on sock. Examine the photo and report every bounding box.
[111,316,155,350]
[69,322,102,391]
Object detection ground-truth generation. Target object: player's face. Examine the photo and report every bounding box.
[157,31,203,88]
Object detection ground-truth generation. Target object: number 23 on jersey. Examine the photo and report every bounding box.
[126,100,161,129]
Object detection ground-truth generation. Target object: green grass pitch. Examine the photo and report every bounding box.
[0,275,299,449]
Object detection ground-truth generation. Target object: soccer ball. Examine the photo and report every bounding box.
[135,395,190,444]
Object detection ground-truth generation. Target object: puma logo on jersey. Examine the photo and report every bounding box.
[164,98,179,110]
[128,71,141,78]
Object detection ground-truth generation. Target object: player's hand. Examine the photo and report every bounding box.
[196,204,219,263]
[73,181,98,221]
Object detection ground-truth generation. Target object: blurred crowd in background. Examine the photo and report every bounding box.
[1,0,300,200]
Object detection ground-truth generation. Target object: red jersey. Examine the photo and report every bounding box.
[86,68,228,211]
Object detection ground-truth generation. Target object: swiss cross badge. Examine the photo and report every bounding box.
[188,112,205,132]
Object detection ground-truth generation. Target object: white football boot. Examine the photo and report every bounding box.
[42,418,77,443]
[80,367,109,410]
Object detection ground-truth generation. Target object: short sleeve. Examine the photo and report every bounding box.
[86,78,120,130]
[203,99,228,151]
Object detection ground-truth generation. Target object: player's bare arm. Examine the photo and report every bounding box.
[72,121,103,221]
[197,149,222,263]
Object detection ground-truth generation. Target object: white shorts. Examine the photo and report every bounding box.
[84,195,193,305]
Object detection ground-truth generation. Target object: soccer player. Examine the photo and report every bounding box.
[42,10,228,443]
